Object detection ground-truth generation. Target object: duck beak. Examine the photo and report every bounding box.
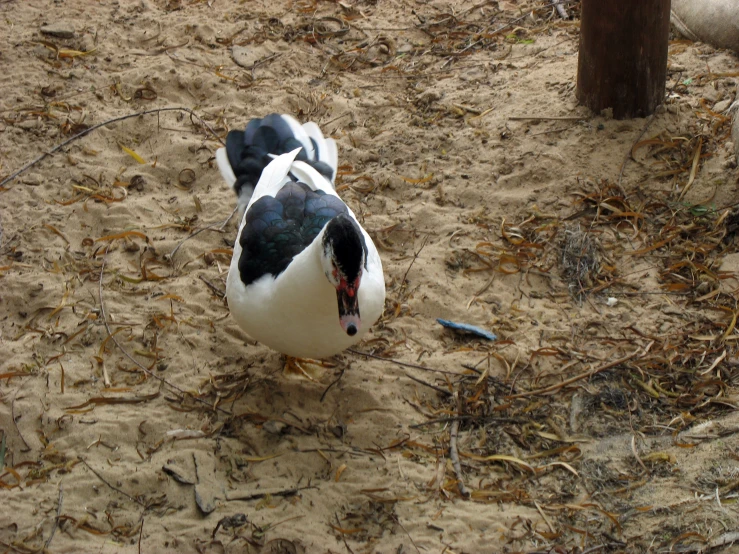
[336,288,361,336]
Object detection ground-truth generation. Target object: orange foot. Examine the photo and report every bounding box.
[283,357,335,381]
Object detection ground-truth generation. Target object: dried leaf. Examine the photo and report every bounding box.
[119,143,147,164]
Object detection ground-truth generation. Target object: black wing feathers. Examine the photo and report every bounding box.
[238,183,348,286]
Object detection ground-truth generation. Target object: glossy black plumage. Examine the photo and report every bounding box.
[238,182,349,286]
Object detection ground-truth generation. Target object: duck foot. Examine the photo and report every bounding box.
[283,357,335,381]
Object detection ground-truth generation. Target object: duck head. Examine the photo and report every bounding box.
[320,214,367,337]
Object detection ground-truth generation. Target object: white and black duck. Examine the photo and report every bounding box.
[216,114,385,359]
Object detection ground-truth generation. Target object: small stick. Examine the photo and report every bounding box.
[44,482,63,550]
[677,136,704,201]
[225,485,316,501]
[199,275,226,298]
[405,373,452,396]
[506,350,640,399]
[449,10,537,58]
[582,545,621,554]
[618,114,654,189]
[11,378,32,452]
[321,111,353,127]
[79,457,145,506]
[97,248,113,387]
[534,500,556,534]
[138,518,144,554]
[459,0,497,16]
[400,235,429,289]
[450,393,470,498]
[410,415,524,429]
[349,349,463,376]
[395,515,421,554]
[168,205,238,261]
[218,205,239,231]
[530,125,574,137]
[320,367,346,403]
[335,512,355,554]
[509,116,588,121]
[0,107,225,189]
[631,435,648,473]
[707,532,739,551]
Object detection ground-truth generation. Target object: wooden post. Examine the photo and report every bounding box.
[577,0,671,119]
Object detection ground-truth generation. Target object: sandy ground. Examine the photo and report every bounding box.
[1,1,739,553]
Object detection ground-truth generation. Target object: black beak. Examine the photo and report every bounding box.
[336,289,361,336]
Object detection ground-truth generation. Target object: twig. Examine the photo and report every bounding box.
[678,136,704,201]
[410,415,524,429]
[446,9,543,60]
[44,482,63,550]
[97,247,113,387]
[11,377,32,452]
[395,515,421,554]
[0,107,225,189]
[582,545,626,554]
[335,512,355,554]
[534,500,556,534]
[459,0,498,16]
[199,275,226,298]
[168,205,238,261]
[405,373,452,396]
[631,435,648,473]
[400,235,429,289]
[618,114,654,190]
[529,125,574,137]
[138,517,144,554]
[550,0,569,19]
[225,485,317,501]
[450,393,470,498]
[79,457,145,506]
[506,350,640,399]
[0,540,30,554]
[349,349,463,376]
[248,52,282,79]
[322,111,353,127]
[510,115,588,121]
[707,532,739,550]
[320,367,346,402]
[98,248,231,414]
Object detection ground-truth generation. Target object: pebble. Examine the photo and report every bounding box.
[713,98,732,113]
[40,23,75,39]
[702,87,720,104]
[22,173,42,186]
[263,420,287,435]
[396,42,414,54]
[416,90,442,105]
[129,175,146,191]
[719,252,739,273]
[17,119,40,130]
[231,45,254,68]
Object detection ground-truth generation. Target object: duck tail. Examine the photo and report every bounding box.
[216,114,338,207]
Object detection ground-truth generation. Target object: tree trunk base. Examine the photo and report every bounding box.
[577,0,671,120]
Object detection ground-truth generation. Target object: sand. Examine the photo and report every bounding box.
[1,1,738,553]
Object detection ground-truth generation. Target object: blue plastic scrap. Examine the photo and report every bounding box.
[436,318,498,341]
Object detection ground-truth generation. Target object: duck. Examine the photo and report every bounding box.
[215,114,386,360]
